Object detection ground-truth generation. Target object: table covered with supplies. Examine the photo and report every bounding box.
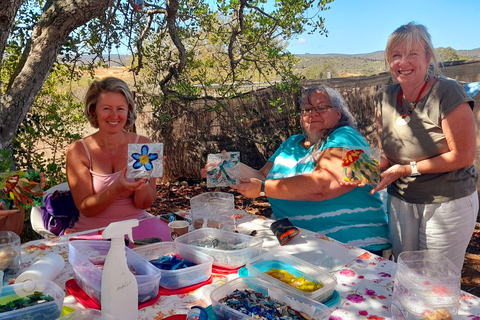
[9,210,480,319]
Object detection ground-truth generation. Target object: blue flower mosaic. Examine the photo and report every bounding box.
[131,145,159,171]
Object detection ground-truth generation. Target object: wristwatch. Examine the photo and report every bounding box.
[410,161,421,176]
[259,180,266,197]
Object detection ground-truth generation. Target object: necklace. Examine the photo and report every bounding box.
[395,80,428,126]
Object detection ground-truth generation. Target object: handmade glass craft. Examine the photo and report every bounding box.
[341,147,380,185]
[206,151,240,187]
[126,143,163,179]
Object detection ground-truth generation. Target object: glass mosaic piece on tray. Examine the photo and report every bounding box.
[127,143,163,179]
[341,147,380,185]
[206,152,240,187]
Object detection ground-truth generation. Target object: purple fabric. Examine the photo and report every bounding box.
[40,190,79,236]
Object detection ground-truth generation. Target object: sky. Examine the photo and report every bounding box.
[287,0,480,55]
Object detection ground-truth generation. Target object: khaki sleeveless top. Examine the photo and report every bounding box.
[375,77,477,203]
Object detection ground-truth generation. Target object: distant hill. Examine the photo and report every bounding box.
[89,48,480,80]
[294,48,480,79]
[457,48,480,59]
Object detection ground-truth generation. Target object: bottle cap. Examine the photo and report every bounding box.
[187,305,208,320]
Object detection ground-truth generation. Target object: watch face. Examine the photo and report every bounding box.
[259,192,265,196]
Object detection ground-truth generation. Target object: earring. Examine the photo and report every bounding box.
[424,73,430,82]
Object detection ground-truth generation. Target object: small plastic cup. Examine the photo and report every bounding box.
[168,220,190,240]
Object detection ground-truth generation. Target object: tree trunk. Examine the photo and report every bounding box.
[0,0,115,150]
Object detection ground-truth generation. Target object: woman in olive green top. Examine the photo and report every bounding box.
[371,22,478,273]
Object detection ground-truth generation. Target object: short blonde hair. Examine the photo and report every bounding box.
[385,22,442,77]
[84,77,137,129]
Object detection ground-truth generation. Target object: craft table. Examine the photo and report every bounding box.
[14,211,480,320]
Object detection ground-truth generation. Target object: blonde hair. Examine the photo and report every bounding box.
[84,77,137,129]
[385,22,442,78]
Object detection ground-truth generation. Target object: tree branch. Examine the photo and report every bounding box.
[159,0,186,93]
[1,0,115,149]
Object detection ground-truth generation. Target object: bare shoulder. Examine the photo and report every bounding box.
[66,139,89,165]
[67,139,84,155]
[135,134,153,144]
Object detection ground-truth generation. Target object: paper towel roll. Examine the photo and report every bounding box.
[15,253,65,284]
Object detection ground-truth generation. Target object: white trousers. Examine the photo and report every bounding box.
[388,191,479,274]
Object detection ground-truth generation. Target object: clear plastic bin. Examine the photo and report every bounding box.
[133,241,213,289]
[394,251,460,299]
[68,240,161,305]
[0,280,64,320]
[391,298,457,320]
[190,192,236,231]
[392,250,460,319]
[246,251,337,302]
[174,228,262,269]
[396,251,460,285]
[210,276,331,320]
[0,230,21,278]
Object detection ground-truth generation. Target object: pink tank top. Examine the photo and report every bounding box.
[71,136,148,232]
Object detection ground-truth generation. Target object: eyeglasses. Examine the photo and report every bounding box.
[300,105,332,115]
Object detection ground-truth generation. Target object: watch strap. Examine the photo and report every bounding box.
[260,180,266,196]
[410,161,420,176]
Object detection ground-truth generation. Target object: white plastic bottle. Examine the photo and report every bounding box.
[100,219,139,320]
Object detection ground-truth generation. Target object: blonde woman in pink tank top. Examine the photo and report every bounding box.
[65,77,157,233]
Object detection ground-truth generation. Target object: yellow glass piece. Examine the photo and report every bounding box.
[140,154,150,164]
[265,268,323,292]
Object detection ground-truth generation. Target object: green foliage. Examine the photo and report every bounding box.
[437,47,464,62]
[134,0,333,117]
[0,150,13,172]
[295,56,386,79]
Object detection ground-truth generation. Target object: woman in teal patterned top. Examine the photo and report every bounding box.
[233,85,390,254]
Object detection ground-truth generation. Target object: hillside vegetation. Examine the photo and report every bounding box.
[294,47,480,80]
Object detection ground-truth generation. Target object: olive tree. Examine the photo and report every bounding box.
[1,0,333,155]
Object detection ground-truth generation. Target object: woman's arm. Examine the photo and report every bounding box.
[239,162,273,180]
[232,148,355,201]
[370,102,475,193]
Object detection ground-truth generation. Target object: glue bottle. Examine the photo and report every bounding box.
[101,219,139,320]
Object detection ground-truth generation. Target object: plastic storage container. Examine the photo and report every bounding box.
[211,276,331,320]
[68,240,161,305]
[391,250,460,319]
[0,280,65,320]
[133,241,213,289]
[174,228,263,269]
[246,251,337,303]
[190,192,236,231]
[0,230,21,278]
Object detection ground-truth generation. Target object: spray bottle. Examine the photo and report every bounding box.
[101,219,139,320]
